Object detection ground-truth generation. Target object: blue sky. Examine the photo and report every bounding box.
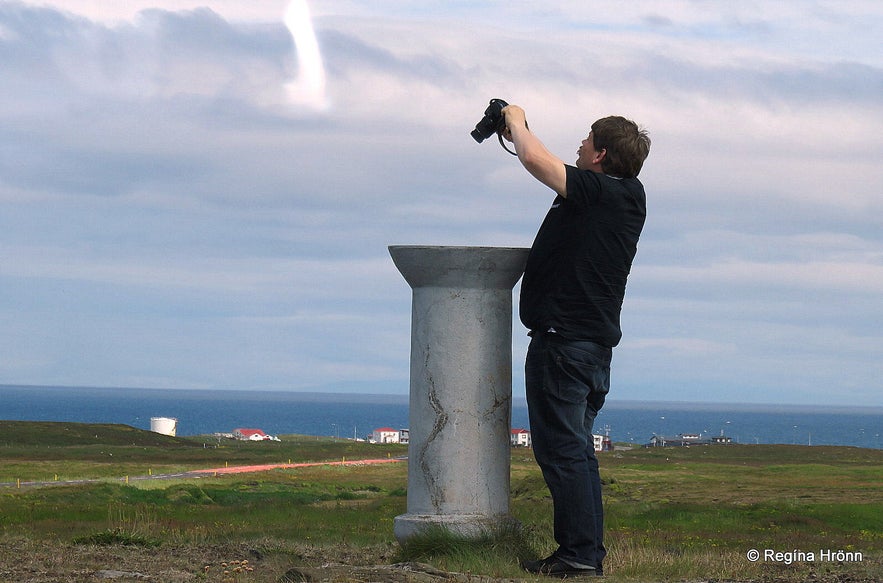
[1,1,881,406]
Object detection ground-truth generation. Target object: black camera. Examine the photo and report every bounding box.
[470,98,508,143]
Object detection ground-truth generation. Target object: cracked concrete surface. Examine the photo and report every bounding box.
[389,246,528,543]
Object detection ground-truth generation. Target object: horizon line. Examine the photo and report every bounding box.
[2,383,881,414]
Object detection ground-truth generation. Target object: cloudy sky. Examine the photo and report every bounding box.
[1,1,881,407]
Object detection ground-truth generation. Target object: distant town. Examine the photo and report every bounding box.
[357,428,735,451]
[149,417,734,451]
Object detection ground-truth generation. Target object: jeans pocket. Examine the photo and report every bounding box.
[550,347,610,404]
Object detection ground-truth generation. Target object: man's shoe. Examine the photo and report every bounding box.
[521,555,599,578]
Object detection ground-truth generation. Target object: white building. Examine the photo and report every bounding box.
[511,428,532,447]
[372,427,400,444]
[233,428,280,441]
[593,433,613,452]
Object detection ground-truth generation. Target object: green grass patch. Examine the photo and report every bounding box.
[1,422,881,582]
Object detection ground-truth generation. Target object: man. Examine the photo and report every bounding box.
[502,104,650,578]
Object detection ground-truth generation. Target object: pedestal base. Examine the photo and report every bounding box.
[393,512,521,544]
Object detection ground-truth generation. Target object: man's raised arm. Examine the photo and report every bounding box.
[502,105,567,198]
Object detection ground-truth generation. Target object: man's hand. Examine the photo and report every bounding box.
[501,105,527,143]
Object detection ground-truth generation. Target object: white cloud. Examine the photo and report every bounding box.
[638,259,883,296]
[0,1,880,405]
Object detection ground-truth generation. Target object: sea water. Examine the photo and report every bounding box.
[0,385,880,449]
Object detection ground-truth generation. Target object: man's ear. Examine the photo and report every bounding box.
[593,149,607,164]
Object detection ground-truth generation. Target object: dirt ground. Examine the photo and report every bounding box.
[0,537,521,583]
[1,536,878,583]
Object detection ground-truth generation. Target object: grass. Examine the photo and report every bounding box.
[0,419,407,482]
[0,422,880,581]
[398,522,536,577]
[72,528,161,547]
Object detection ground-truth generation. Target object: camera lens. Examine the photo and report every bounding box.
[470,98,508,144]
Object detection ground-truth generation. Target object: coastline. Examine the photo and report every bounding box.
[1,384,880,448]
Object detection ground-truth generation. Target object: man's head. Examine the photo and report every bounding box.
[579,116,650,178]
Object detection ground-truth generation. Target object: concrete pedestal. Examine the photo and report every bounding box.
[388,245,529,543]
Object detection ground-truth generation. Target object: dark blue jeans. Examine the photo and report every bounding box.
[525,332,611,569]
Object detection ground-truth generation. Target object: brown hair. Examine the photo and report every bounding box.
[591,116,651,178]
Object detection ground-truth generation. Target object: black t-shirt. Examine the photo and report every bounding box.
[519,165,646,347]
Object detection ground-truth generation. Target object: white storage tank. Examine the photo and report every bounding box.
[150,417,178,437]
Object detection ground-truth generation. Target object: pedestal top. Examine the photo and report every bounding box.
[389,245,529,289]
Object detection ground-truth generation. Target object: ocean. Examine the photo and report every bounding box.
[1,384,880,449]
